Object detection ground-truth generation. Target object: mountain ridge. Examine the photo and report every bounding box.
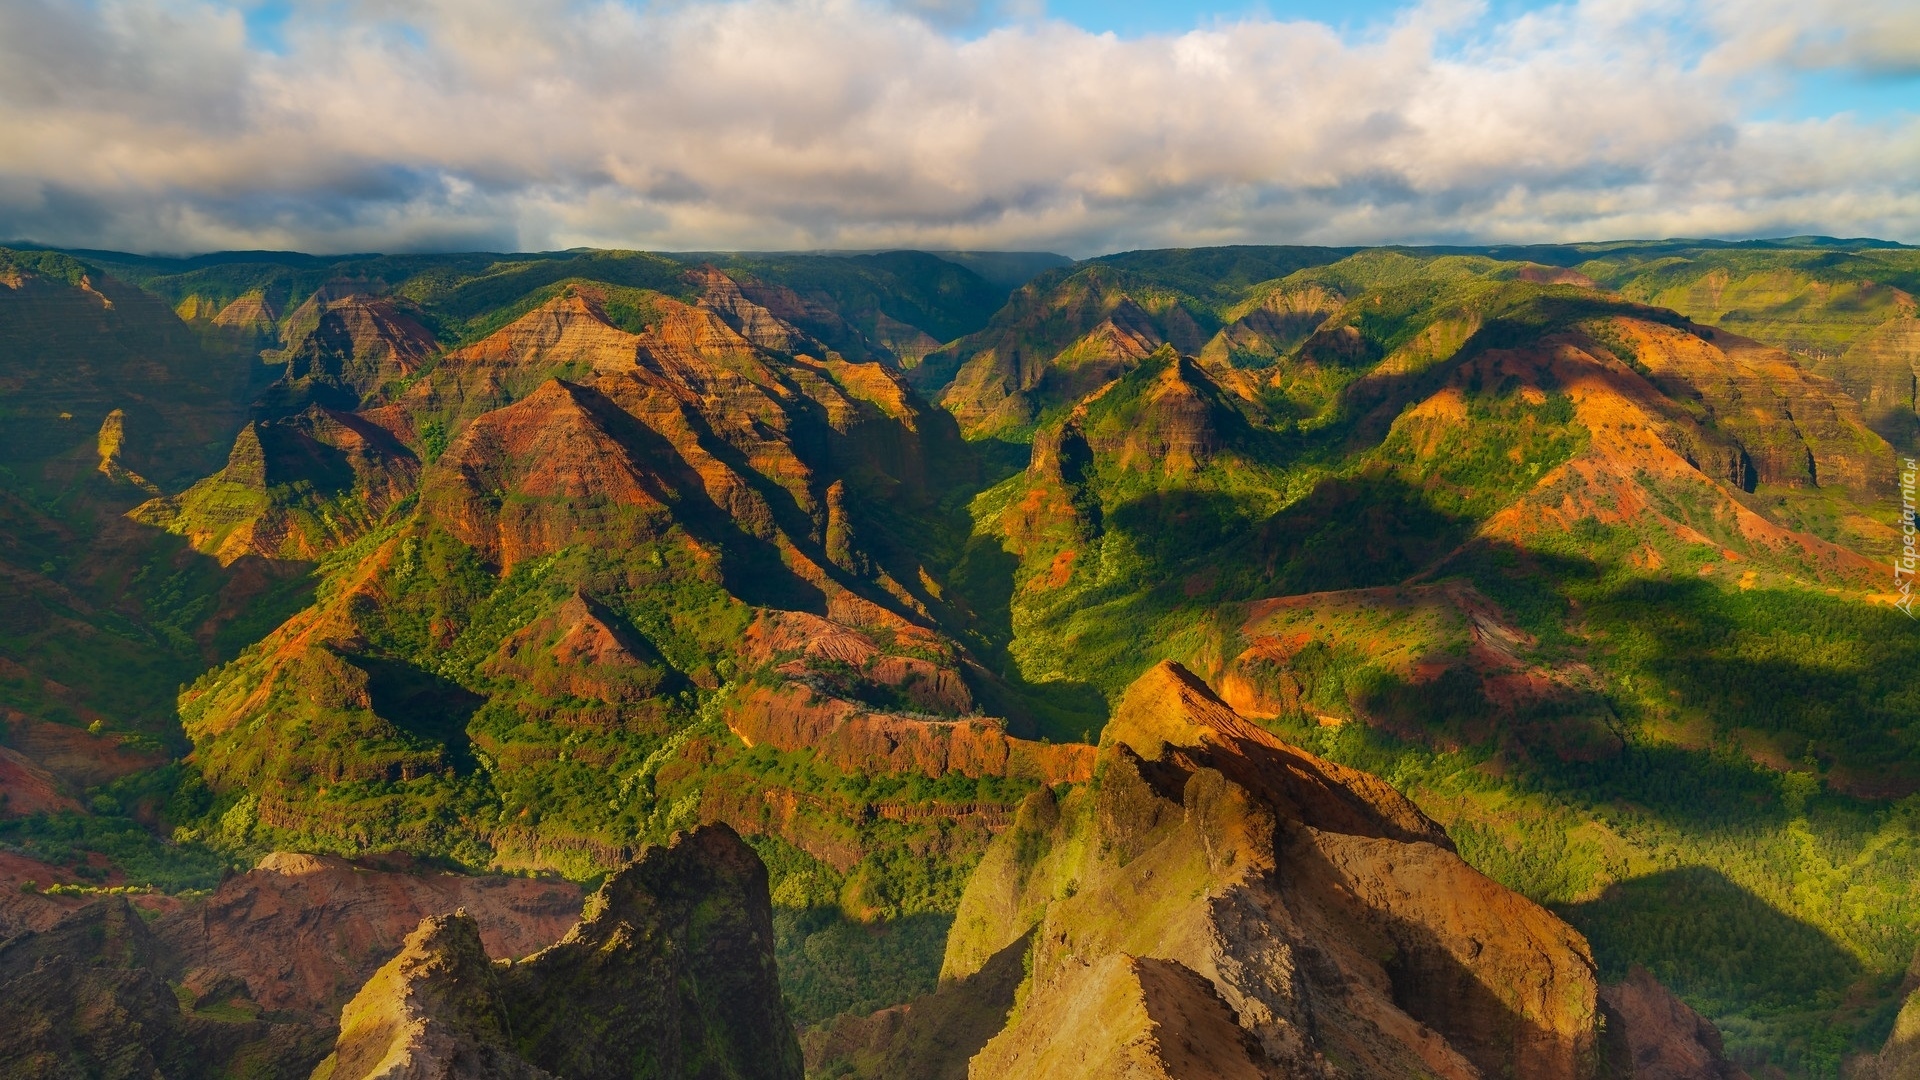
[1,239,1916,1077]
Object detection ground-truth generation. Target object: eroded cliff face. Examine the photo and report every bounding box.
[315,823,803,1080]
[944,660,1602,1079]
[267,288,439,413]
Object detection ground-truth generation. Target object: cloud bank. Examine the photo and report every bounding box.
[0,0,1916,255]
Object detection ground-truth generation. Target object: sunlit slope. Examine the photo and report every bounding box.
[4,238,1917,1076]
[940,247,1913,1071]
[1575,246,1920,449]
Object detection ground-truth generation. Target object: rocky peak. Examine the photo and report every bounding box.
[1103,660,1450,846]
[95,406,159,491]
[695,267,822,355]
[213,290,279,334]
[933,660,1611,1080]
[1200,284,1346,369]
[319,824,803,1080]
[484,591,676,707]
[1080,352,1239,476]
[425,378,676,570]
[312,912,547,1080]
[456,290,643,377]
[129,405,420,562]
[273,292,438,411]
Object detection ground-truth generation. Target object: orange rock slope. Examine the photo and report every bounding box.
[829,661,1743,1080]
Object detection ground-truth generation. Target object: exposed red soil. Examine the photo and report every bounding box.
[0,746,80,817]
[3,714,168,790]
[728,682,1094,785]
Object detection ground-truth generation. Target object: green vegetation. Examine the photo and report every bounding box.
[926,246,1918,1073]
[3,239,1917,1076]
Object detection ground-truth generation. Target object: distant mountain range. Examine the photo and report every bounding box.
[0,237,1916,1078]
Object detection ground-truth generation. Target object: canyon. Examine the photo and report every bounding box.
[1,239,1916,1077]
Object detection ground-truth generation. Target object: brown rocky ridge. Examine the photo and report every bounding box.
[726,613,1094,785]
[266,284,439,411]
[314,823,802,1080]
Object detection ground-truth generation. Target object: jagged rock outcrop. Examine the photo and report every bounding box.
[930,661,1608,1079]
[315,823,803,1080]
[311,913,551,1080]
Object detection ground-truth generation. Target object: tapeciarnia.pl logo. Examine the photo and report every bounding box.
[1899,456,1917,618]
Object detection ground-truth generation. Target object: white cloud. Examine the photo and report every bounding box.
[1700,0,1920,76]
[0,0,1914,255]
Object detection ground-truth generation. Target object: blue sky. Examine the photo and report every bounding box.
[5,0,1919,254]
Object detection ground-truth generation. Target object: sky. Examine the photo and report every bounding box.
[0,0,1916,257]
